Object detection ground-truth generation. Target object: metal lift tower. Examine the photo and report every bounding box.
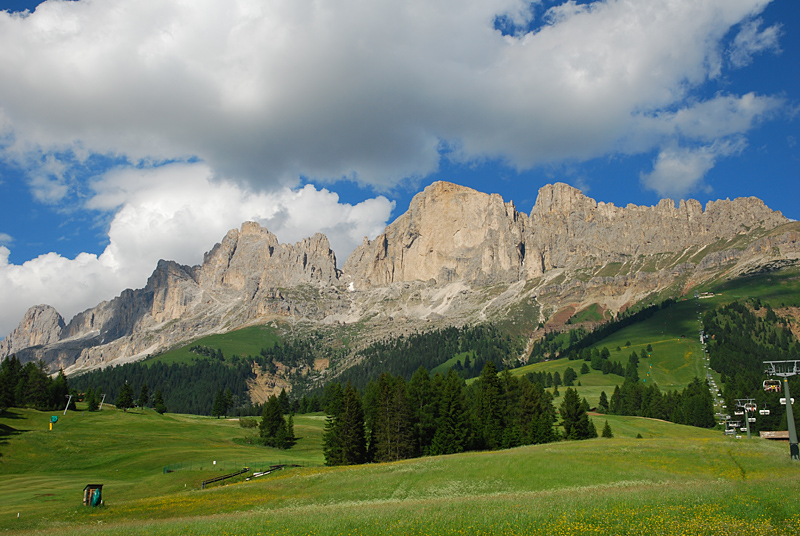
[763,361,799,460]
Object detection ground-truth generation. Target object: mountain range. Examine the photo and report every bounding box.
[2,181,799,378]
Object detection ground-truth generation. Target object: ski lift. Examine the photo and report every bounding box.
[740,427,747,432]
[763,379,781,393]
[759,409,770,416]
[724,430,734,436]
[745,403,757,412]
[748,417,756,423]
[734,411,744,416]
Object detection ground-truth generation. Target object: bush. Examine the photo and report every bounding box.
[239,417,258,429]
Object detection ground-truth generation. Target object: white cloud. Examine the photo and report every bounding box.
[0,163,394,335]
[0,233,12,245]
[729,17,782,68]
[0,0,780,189]
[0,0,788,335]
[640,140,746,198]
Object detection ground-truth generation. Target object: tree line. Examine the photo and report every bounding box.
[0,356,75,413]
[69,357,258,416]
[321,362,599,466]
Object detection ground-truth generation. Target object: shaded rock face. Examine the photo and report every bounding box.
[1,181,795,375]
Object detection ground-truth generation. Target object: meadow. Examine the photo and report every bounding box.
[2,404,800,535]
[146,325,281,366]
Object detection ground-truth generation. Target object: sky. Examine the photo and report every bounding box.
[0,0,798,337]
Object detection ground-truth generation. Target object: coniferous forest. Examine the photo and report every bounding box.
[703,299,800,433]
[320,363,595,466]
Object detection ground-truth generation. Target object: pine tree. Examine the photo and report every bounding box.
[475,362,504,450]
[339,383,367,465]
[323,383,367,465]
[278,388,290,414]
[430,370,469,455]
[116,382,134,412]
[407,367,438,456]
[559,388,597,440]
[85,387,100,411]
[601,420,613,438]
[50,369,71,411]
[598,391,609,413]
[610,385,622,414]
[138,383,150,409]
[322,383,345,465]
[153,390,167,414]
[580,363,590,375]
[0,355,22,411]
[563,367,577,386]
[260,395,290,448]
[211,389,227,418]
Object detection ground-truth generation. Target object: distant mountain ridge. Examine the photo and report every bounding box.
[2,181,798,377]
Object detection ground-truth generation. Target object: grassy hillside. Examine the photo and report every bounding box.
[2,406,799,535]
[146,325,281,366]
[513,268,800,408]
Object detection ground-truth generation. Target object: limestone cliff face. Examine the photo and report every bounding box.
[2,223,340,373]
[0,305,65,357]
[1,182,796,376]
[527,183,787,270]
[344,182,533,288]
[345,181,788,287]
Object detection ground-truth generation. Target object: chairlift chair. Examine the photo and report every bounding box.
[759,409,770,416]
[763,379,782,393]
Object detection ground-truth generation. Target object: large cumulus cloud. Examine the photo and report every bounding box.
[0,0,789,335]
[0,0,783,190]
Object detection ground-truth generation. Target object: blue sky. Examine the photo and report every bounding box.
[0,0,798,336]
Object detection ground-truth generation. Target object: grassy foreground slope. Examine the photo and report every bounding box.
[2,407,800,535]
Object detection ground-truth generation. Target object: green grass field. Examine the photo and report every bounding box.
[146,325,281,366]
[2,406,800,535]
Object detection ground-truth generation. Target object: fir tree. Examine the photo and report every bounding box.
[598,391,609,413]
[369,374,413,462]
[475,362,504,450]
[559,388,597,440]
[211,389,227,418]
[601,420,613,438]
[430,370,469,455]
[116,382,134,412]
[260,395,291,448]
[323,383,367,465]
[153,390,167,414]
[138,383,150,409]
[85,387,100,411]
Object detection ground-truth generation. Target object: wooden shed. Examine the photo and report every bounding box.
[759,431,790,442]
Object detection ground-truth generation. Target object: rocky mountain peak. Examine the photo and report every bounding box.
[344,181,528,288]
[532,182,596,215]
[1,182,795,376]
[0,304,65,358]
